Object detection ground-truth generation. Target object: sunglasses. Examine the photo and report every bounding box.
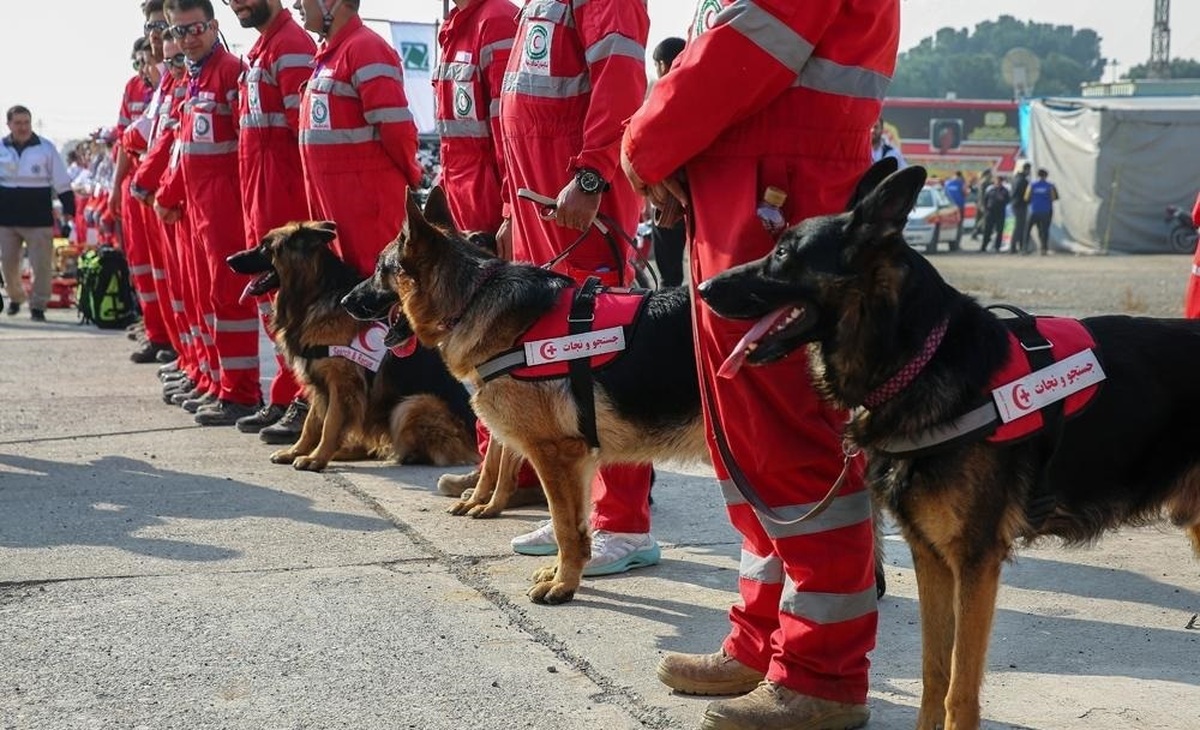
[168,20,213,39]
[144,20,170,34]
[167,52,187,68]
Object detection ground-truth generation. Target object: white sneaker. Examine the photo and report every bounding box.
[584,531,661,576]
[510,520,557,556]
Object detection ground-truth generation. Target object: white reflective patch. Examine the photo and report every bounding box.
[992,348,1106,424]
[524,326,626,367]
[330,322,390,373]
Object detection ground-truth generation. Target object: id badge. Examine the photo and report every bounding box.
[308,93,332,131]
[193,112,214,143]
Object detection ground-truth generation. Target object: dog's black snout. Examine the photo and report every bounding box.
[341,280,397,322]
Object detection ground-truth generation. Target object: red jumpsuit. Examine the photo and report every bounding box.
[124,67,184,357]
[178,44,261,406]
[435,0,516,233]
[500,0,652,534]
[1185,192,1200,318]
[299,15,423,277]
[239,10,316,408]
[623,0,898,704]
[116,73,168,346]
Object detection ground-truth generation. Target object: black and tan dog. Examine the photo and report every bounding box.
[342,189,707,604]
[699,161,1200,730]
[227,221,478,472]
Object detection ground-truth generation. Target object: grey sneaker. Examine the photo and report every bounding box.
[259,399,308,444]
[195,399,261,427]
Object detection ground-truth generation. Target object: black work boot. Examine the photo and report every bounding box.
[259,399,309,444]
[235,403,286,433]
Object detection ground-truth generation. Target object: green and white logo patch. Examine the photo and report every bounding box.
[693,0,722,37]
[401,42,430,72]
[453,83,474,119]
[521,21,552,75]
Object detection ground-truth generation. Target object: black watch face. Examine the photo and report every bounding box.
[578,169,602,194]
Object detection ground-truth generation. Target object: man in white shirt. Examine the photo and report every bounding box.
[870,118,906,168]
[0,105,74,321]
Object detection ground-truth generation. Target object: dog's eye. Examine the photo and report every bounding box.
[773,246,789,262]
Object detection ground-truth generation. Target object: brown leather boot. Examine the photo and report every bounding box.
[656,649,764,696]
[699,681,869,730]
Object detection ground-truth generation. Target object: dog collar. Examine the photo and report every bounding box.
[440,260,506,332]
[862,318,949,409]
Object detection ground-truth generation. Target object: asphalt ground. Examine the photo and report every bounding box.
[2,250,1198,730]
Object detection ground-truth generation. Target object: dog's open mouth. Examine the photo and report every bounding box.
[384,303,417,358]
[718,305,813,378]
[239,271,280,304]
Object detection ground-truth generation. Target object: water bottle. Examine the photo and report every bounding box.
[756,186,788,235]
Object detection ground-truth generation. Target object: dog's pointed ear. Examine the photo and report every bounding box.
[421,186,459,234]
[846,158,899,211]
[852,165,927,235]
[405,188,425,233]
[310,220,338,243]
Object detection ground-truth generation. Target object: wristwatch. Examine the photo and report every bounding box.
[574,167,609,195]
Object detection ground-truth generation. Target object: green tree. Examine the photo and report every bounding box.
[1124,58,1200,80]
[889,15,1105,99]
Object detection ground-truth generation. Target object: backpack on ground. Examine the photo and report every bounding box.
[76,245,139,329]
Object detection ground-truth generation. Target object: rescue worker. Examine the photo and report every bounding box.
[293,0,423,277]
[499,0,660,575]
[225,0,316,445]
[432,0,543,505]
[622,0,899,727]
[165,0,262,425]
[1187,191,1200,318]
[0,105,75,322]
[112,36,173,363]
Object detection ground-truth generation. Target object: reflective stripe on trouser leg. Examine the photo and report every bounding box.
[260,296,303,405]
[138,202,184,356]
[689,153,877,705]
[121,180,169,343]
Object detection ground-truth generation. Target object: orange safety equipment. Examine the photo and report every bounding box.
[434,0,517,233]
[623,0,899,706]
[299,15,423,277]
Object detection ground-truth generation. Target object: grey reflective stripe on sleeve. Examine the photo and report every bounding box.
[780,580,877,625]
[220,356,261,370]
[364,107,414,125]
[720,479,747,506]
[796,57,891,101]
[186,100,234,115]
[180,141,238,154]
[152,267,167,280]
[273,53,315,78]
[740,550,784,584]
[480,39,514,69]
[299,126,379,145]
[240,111,289,128]
[283,94,301,110]
[118,115,133,126]
[502,70,590,98]
[522,0,573,25]
[584,33,645,65]
[129,263,153,276]
[758,489,873,540]
[435,119,490,138]
[352,63,403,87]
[140,291,159,303]
[129,102,146,112]
[247,67,275,86]
[718,0,813,74]
[215,318,261,333]
[489,99,501,118]
[309,77,357,97]
[434,63,476,81]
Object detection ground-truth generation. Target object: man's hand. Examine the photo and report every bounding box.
[553,178,602,231]
[621,146,689,213]
[154,201,181,224]
[107,190,122,220]
[495,217,513,261]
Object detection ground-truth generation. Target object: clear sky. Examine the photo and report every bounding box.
[3,0,1198,143]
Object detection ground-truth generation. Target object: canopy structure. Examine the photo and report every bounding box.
[1026,96,1200,253]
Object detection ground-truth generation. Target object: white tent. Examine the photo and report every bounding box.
[1026,96,1200,253]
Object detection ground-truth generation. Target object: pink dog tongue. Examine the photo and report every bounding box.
[238,280,258,305]
[717,306,793,379]
[388,336,417,358]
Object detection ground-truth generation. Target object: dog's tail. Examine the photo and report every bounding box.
[389,395,480,467]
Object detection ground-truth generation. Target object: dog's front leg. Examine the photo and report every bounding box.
[941,548,1004,730]
[525,438,594,605]
[449,437,502,516]
[294,389,351,471]
[911,539,954,730]
[270,394,324,465]
[468,441,523,518]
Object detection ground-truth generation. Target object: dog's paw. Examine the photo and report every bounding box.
[530,564,558,584]
[292,456,327,472]
[446,499,477,516]
[270,449,297,464]
[527,579,576,605]
[467,503,504,519]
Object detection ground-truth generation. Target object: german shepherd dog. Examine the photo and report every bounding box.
[699,160,1200,730]
[342,188,707,604]
[226,221,479,472]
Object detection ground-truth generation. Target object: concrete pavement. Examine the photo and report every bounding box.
[1,307,1197,730]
